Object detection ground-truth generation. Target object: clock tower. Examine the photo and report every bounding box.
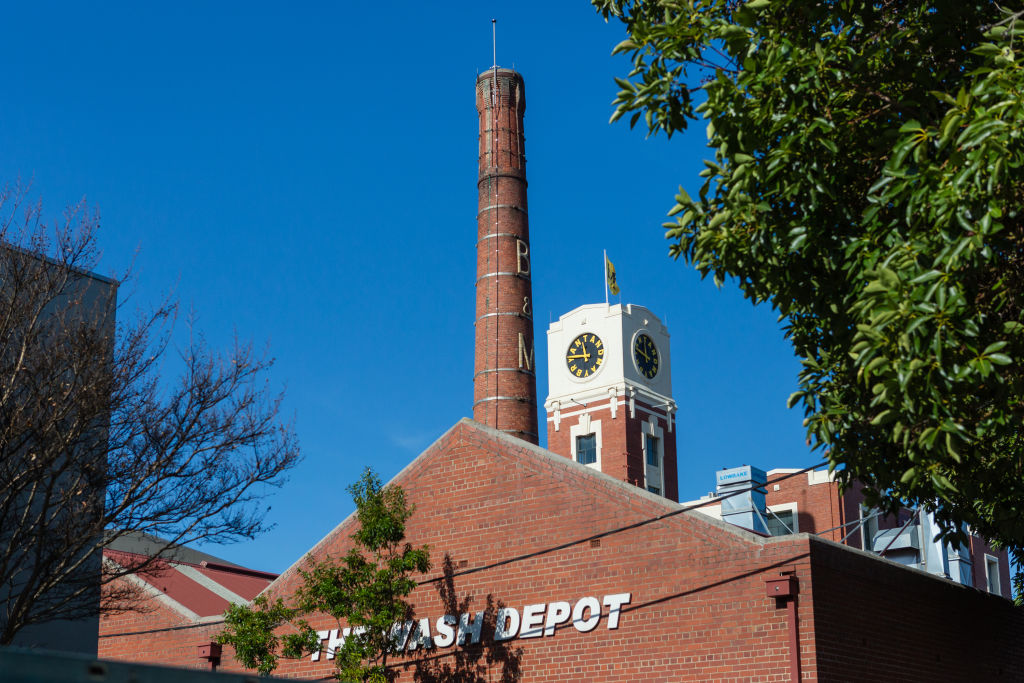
[544,304,678,501]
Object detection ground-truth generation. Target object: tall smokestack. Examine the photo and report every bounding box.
[473,68,538,444]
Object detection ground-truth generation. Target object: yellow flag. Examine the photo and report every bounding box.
[605,254,620,296]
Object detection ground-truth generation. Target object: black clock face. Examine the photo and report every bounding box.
[634,333,659,379]
[565,333,604,378]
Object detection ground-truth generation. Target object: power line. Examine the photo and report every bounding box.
[418,461,827,586]
[99,462,830,638]
[99,620,224,639]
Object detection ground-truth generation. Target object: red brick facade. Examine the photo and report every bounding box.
[99,594,224,670]
[547,396,679,502]
[473,68,538,443]
[100,420,1024,681]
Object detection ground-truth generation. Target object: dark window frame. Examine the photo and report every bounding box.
[576,433,597,466]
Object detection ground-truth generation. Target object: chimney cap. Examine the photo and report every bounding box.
[477,67,523,82]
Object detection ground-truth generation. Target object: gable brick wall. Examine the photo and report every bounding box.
[99,420,1024,681]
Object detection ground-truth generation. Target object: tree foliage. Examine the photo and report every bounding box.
[594,0,1024,556]
[218,468,431,681]
[0,184,300,643]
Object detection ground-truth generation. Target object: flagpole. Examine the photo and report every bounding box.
[603,249,609,305]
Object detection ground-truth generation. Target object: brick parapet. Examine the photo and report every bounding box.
[809,536,1024,681]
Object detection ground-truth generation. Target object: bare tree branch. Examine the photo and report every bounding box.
[0,183,301,644]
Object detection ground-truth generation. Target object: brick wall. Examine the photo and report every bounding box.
[98,593,229,671]
[810,539,1024,681]
[102,420,814,680]
[265,421,812,682]
[101,420,1023,681]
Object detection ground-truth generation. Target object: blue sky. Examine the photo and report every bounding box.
[0,2,813,572]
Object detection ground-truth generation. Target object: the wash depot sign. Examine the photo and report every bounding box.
[311,592,632,661]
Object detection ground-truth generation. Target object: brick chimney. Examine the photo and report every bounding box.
[473,68,538,444]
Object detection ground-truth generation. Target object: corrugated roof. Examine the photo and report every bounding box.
[105,531,245,568]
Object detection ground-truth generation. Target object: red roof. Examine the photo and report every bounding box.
[104,548,276,618]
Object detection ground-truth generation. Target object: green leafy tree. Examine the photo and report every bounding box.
[593,0,1024,569]
[218,468,431,680]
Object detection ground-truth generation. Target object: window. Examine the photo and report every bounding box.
[641,421,664,497]
[576,434,597,466]
[766,509,795,537]
[985,555,1001,596]
[645,434,659,467]
[570,415,601,468]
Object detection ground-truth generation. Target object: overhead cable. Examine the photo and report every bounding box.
[418,461,828,586]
